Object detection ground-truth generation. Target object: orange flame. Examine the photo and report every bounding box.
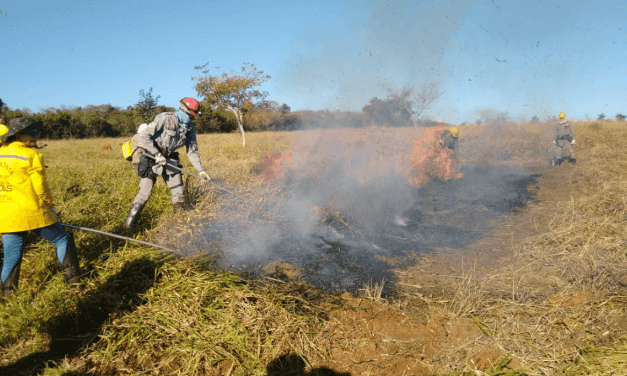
[257,151,293,182]
[404,124,456,185]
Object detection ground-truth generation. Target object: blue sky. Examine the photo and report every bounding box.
[1,0,626,123]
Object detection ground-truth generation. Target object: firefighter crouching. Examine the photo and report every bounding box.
[0,118,81,298]
[551,112,576,166]
[124,97,210,229]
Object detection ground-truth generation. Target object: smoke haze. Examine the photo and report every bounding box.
[278,0,470,113]
[276,0,627,123]
[179,125,539,292]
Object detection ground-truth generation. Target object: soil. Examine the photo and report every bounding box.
[311,293,504,375]
[280,162,585,375]
[178,135,595,374]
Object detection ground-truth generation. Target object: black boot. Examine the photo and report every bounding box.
[124,202,144,229]
[2,261,22,299]
[570,157,576,164]
[550,158,562,167]
[62,235,81,284]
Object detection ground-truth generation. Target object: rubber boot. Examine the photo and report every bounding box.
[62,235,81,284]
[124,202,144,229]
[2,261,22,299]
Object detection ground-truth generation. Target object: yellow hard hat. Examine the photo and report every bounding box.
[449,126,459,137]
[559,112,566,119]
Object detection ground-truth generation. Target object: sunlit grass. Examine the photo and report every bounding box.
[1,122,627,375]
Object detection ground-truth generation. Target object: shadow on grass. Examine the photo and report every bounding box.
[267,354,351,376]
[67,211,173,267]
[0,255,163,376]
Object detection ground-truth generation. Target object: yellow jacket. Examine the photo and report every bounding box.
[0,141,57,232]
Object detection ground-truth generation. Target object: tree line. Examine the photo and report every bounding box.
[0,90,299,140]
[0,63,441,140]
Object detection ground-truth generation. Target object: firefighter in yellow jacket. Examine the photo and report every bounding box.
[0,118,81,298]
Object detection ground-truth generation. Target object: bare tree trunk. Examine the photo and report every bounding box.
[227,105,246,147]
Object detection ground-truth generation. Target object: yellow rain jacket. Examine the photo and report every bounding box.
[0,141,57,232]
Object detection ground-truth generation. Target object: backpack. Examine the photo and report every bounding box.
[121,123,148,161]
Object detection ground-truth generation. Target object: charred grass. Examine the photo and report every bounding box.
[396,121,627,374]
[1,122,626,375]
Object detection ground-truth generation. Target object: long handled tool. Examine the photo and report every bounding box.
[60,222,176,253]
[144,153,245,200]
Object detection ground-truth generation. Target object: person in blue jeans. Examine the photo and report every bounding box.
[1,118,81,299]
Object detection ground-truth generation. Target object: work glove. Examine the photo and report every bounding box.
[154,153,167,166]
[152,164,164,175]
[199,171,211,181]
[571,139,576,145]
[50,206,58,219]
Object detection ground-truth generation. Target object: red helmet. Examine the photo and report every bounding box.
[180,97,200,117]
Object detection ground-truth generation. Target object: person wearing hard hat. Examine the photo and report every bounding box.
[441,126,459,152]
[0,118,82,298]
[551,112,576,166]
[124,97,211,229]
[440,126,463,179]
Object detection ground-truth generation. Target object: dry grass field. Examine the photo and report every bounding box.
[1,120,627,375]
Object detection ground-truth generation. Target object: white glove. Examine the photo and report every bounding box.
[553,140,556,145]
[154,153,166,166]
[152,165,164,175]
[50,206,58,219]
[571,139,575,145]
[199,171,211,181]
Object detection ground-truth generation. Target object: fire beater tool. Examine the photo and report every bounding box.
[60,222,176,253]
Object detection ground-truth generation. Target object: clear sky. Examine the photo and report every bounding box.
[1,0,626,123]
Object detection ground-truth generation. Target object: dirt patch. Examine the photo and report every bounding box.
[100,143,111,151]
[548,290,592,307]
[311,293,499,375]
[263,261,303,280]
[472,346,504,370]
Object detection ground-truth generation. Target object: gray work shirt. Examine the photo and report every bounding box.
[554,120,575,142]
[137,112,205,173]
[441,130,459,151]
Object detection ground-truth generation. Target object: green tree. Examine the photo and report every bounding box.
[84,112,116,137]
[194,104,238,133]
[598,113,606,120]
[136,88,161,123]
[192,62,270,147]
[616,113,626,122]
[363,82,439,127]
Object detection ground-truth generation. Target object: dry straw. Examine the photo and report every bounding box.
[2,122,627,375]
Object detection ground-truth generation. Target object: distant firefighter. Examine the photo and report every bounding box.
[440,126,463,179]
[405,124,463,185]
[551,112,576,166]
[440,126,459,153]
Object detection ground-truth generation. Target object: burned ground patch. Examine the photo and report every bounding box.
[192,163,540,294]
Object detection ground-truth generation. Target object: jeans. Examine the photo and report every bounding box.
[1,222,76,284]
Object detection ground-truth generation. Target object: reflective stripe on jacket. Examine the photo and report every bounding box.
[0,141,57,232]
[137,112,205,173]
